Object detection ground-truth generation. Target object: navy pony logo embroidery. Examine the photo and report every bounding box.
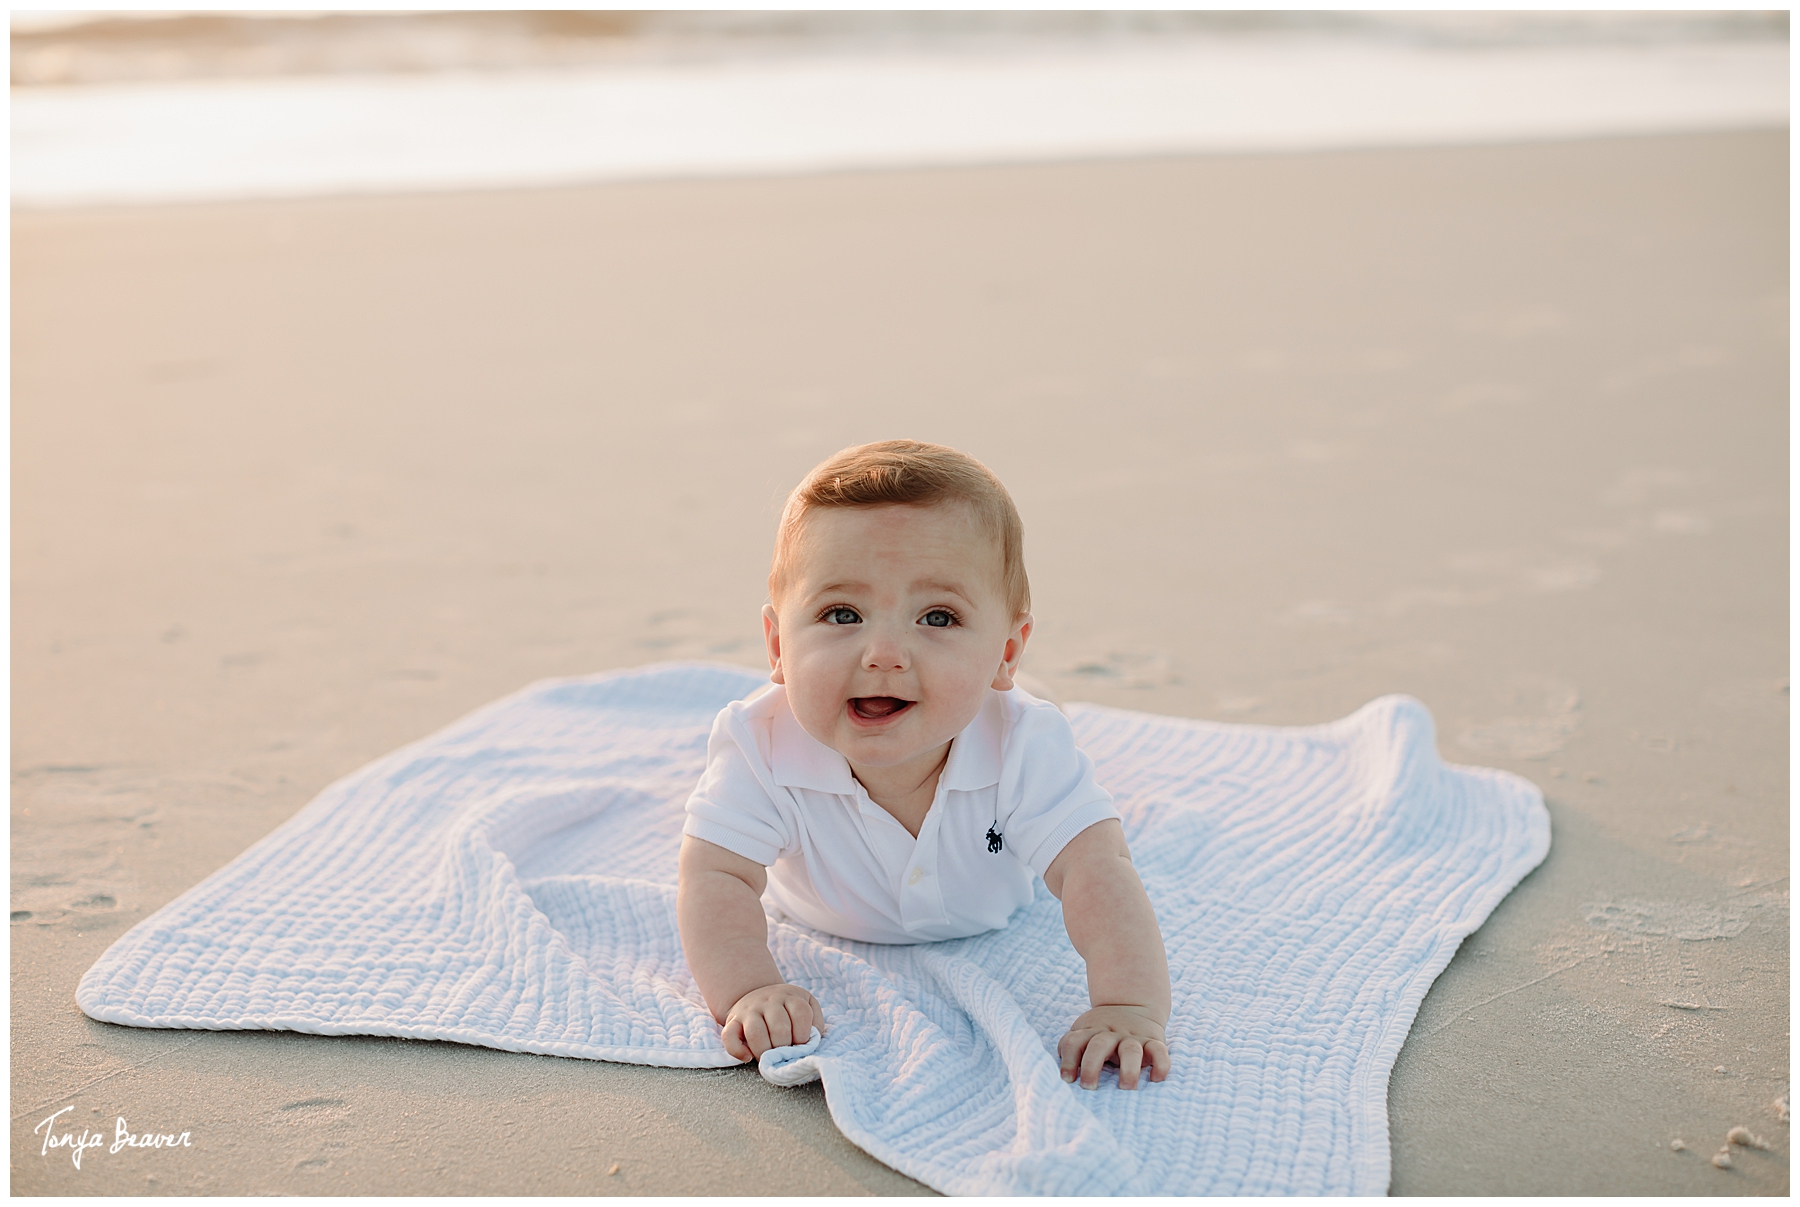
[985,825,1004,854]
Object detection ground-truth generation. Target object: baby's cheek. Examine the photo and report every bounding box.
[786,681,847,742]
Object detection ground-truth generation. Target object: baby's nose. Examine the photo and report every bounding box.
[863,634,908,671]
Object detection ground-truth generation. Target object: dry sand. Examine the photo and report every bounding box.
[12,130,1787,1194]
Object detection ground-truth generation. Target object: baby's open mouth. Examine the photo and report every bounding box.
[849,696,914,722]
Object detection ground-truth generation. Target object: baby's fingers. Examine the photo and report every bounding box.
[1057,1029,1096,1083]
[761,1004,795,1050]
[784,996,823,1047]
[1145,1038,1172,1083]
[1115,1038,1146,1090]
[740,1011,773,1058]
[1078,1032,1120,1090]
[721,1018,752,1062]
[779,1000,808,1049]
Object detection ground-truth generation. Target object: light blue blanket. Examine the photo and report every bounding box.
[78,662,1548,1194]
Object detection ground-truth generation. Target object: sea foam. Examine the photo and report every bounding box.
[12,37,1789,207]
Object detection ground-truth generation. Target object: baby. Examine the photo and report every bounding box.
[677,440,1171,1091]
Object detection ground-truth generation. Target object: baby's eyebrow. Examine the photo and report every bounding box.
[913,579,976,605]
[802,579,980,606]
[808,581,869,600]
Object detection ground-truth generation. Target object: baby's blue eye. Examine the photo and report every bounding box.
[921,610,955,628]
[823,607,861,625]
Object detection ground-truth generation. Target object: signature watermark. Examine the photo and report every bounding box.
[34,1105,192,1170]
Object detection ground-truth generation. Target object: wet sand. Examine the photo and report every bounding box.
[12,130,1788,1194]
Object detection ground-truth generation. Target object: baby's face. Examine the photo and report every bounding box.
[764,502,1030,775]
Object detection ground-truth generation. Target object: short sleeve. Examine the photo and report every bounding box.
[996,697,1122,879]
[681,704,797,867]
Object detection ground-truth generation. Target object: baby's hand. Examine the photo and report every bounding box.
[721,983,825,1062]
[1058,1004,1171,1090]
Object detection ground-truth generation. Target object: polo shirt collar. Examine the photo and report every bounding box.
[939,688,1004,791]
[769,694,859,794]
[769,686,1004,795]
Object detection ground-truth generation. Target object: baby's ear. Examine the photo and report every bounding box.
[991,612,1033,689]
[761,603,785,684]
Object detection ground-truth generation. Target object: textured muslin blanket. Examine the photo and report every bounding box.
[79,662,1549,1195]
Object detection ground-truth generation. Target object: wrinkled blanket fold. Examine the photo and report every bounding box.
[78,662,1549,1195]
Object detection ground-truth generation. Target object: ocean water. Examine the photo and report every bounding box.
[11,18,1789,208]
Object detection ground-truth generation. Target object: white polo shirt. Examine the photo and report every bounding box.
[682,682,1120,945]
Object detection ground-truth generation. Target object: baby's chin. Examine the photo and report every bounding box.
[830,734,948,771]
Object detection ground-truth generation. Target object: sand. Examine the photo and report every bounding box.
[12,130,1787,1195]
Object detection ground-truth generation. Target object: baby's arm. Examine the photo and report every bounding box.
[1042,819,1172,1090]
[676,834,825,1062]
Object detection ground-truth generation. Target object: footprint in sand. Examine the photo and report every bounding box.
[276,1096,353,1128]
[275,1097,356,1172]
[1457,683,1581,761]
[1580,899,1747,942]
[1287,440,1360,464]
[1652,509,1712,535]
[1457,305,1567,340]
[57,1043,126,1071]
[1055,651,1179,690]
[1283,600,1354,626]
[1522,561,1600,593]
[1600,466,1703,507]
[1436,381,1528,414]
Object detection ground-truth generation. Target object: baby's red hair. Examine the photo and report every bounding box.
[770,440,1030,620]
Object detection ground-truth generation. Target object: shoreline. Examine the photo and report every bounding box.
[13,38,1786,208]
